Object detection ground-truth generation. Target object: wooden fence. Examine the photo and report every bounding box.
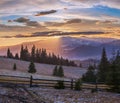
[0,75,75,89]
[0,75,108,90]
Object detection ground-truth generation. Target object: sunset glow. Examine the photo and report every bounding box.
[0,0,120,59]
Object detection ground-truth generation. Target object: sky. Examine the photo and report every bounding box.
[0,0,120,47]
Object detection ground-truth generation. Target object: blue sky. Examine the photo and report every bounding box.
[1,5,120,23]
[0,0,120,22]
[0,0,120,41]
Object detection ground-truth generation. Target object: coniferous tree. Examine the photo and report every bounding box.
[54,80,65,89]
[16,45,77,66]
[7,48,13,58]
[75,79,82,91]
[106,52,120,92]
[24,46,30,61]
[53,65,64,77]
[98,47,109,82]
[15,53,19,59]
[39,49,42,63]
[58,65,64,77]
[7,48,10,58]
[53,65,58,76]
[20,45,30,61]
[35,48,40,62]
[31,45,36,61]
[82,65,96,82]
[20,45,24,60]
[47,53,52,64]
[42,49,47,62]
[28,62,36,73]
[13,63,17,71]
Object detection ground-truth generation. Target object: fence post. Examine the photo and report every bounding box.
[30,75,33,87]
[71,79,73,90]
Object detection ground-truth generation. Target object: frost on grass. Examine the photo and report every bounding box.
[0,57,86,79]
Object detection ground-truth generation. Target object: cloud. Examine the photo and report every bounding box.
[1,31,54,38]
[1,34,29,38]
[26,21,42,27]
[0,0,120,23]
[96,20,118,25]
[47,31,106,36]
[2,31,106,38]
[44,19,82,27]
[8,20,13,22]
[0,0,120,35]
[1,36,11,38]
[14,34,29,38]
[44,22,64,26]
[66,19,82,24]
[44,18,120,32]
[0,0,64,16]
[61,0,100,8]
[0,22,48,33]
[13,17,43,27]
[35,10,57,16]
[14,17,30,23]
[101,0,120,9]
[62,0,120,9]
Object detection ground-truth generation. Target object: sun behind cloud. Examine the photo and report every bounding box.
[0,0,120,47]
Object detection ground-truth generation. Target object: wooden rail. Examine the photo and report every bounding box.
[0,75,108,90]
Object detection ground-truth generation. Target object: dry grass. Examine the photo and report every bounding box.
[0,57,86,79]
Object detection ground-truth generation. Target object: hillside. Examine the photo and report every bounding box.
[0,57,86,79]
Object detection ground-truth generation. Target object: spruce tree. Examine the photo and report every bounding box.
[15,53,19,59]
[6,45,76,66]
[106,52,120,92]
[106,62,120,92]
[20,45,24,60]
[98,47,109,82]
[41,49,47,63]
[7,48,10,58]
[7,48,13,58]
[35,48,40,62]
[28,62,36,73]
[58,65,64,77]
[13,63,17,71]
[24,46,30,61]
[82,65,96,82]
[53,65,58,76]
[75,79,82,91]
[31,45,36,61]
[54,81,65,89]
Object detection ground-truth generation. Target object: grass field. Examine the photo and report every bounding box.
[0,57,86,79]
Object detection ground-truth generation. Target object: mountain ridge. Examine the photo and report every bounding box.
[0,36,120,60]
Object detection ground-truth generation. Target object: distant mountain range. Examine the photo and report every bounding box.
[0,36,120,60]
[60,37,120,60]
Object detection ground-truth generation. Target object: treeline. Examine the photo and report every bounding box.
[7,45,77,66]
[82,48,120,93]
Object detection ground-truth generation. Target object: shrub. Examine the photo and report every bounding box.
[74,79,82,91]
[54,81,65,89]
[28,62,36,73]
